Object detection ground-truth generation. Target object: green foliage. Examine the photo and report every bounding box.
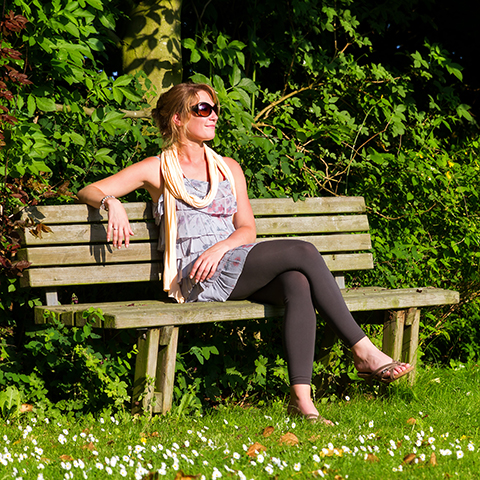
[0,385,22,419]
[0,309,134,415]
[180,0,480,366]
[1,0,480,413]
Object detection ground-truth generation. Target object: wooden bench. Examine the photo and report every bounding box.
[18,197,459,414]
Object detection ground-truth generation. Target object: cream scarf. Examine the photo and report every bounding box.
[160,144,237,303]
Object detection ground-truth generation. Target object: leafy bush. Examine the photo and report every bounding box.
[0,309,135,415]
[1,0,479,413]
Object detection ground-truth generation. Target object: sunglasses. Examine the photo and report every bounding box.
[191,102,219,117]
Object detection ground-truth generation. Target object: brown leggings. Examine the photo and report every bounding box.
[228,240,366,385]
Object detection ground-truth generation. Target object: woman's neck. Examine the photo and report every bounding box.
[177,141,205,164]
[176,142,209,181]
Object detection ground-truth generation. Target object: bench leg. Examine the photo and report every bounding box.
[382,309,418,383]
[132,328,161,415]
[382,310,405,361]
[153,326,179,415]
[401,308,420,385]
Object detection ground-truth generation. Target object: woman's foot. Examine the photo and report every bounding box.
[288,384,334,426]
[351,337,412,382]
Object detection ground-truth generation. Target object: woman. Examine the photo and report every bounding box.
[78,82,413,424]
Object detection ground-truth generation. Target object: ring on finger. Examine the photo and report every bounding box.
[114,227,118,230]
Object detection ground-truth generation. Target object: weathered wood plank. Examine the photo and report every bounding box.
[132,328,161,415]
[250,197,366,215]
[20,215,369,246]
[402,308,420,385]
[18,234,372,267]
[20,221,158,246]
[21,262,162,288]
[18,242,163,266]
[256,215,369,235]
[19,197,366,224]
[33,287,459,329]
[382,310,405,360]
[153,326,179,415]
[21,253,373,288]
[20,203,154,224]
[342,287,460,311]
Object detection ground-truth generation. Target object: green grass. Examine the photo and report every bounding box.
[1,364,480,479]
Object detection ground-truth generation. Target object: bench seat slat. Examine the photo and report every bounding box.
[33,287,459,329]
[18,234,372,267]
[20,197,367,225]
[20,253,374,288]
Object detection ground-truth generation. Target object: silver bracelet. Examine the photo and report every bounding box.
[100,195,116,211]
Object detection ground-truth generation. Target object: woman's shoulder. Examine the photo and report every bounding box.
[140,155,161,164]
[222,156,243,175]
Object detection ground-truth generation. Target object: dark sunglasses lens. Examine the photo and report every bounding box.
[195,103,218,117]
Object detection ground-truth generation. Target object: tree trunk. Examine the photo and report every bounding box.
[122,0,182,107]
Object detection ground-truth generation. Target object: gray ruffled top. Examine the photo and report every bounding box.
[153,177,255,302]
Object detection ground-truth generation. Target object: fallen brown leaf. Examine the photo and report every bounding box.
[82,442,95,451]
[403,453,416,464]
[279,432,299,446]
[334,476,345,480]
[407,417,416,425]
[149,431,159,437]
[429,452,437,466]
[246,442,267,457]
[366,453,379,462]
[262,426,274,437]
[173,471,201,480]
[20,404,33,413]
[59,455,74,462]
[142,472,159,480]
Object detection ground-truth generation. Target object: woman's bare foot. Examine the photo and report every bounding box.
[351,337,412,380]
[288,385,334,426]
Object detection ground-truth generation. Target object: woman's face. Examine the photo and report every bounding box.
[182,90,219,144]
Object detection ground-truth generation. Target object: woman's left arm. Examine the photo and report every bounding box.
[189,158,256,283]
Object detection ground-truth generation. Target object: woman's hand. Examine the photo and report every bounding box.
[189,242,230,283]
[105,197,134,249]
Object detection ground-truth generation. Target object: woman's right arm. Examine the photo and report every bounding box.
[77,156,162,248]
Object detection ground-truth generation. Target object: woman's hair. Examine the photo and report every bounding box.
[151,82,218,148]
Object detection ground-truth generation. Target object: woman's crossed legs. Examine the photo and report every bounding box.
[229,240,411,422]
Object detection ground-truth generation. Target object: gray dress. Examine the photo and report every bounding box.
[153,177,255,302]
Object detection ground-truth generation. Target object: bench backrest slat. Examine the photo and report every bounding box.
[19,215,369,246]
[19,234,372,267]
[22,253,373,288]
[19,197,373,289]
[20,197,367,225]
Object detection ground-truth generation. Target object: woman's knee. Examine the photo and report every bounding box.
[289,240,322,260]
[279,271,311,300]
